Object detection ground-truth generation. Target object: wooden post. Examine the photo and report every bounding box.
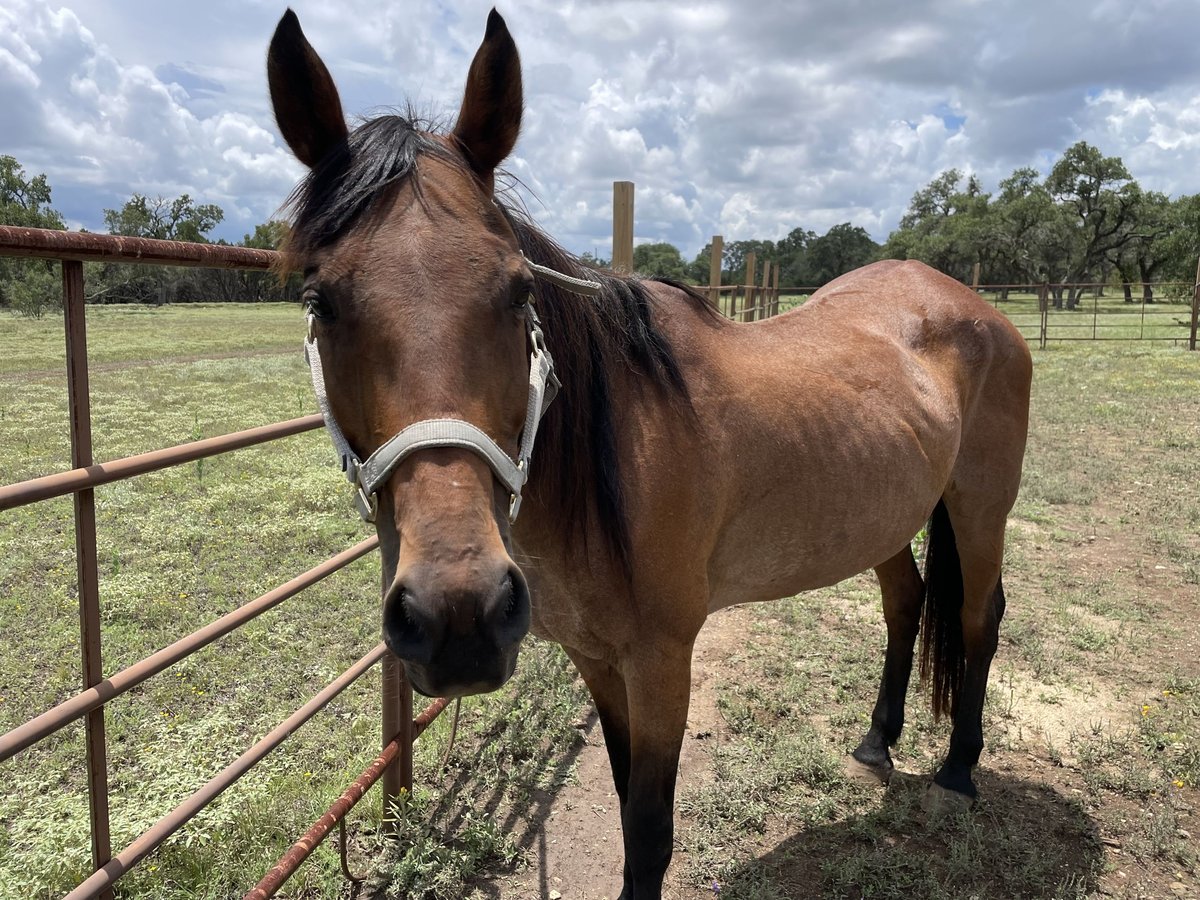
[1190,256,1199,351]
[612,181,634,274]
[760,261,771,319]
[742,252,757,323]
[771,263,781,315]
[971,262,980,292]
[1039,282,1049,350]
[708,235,724,313]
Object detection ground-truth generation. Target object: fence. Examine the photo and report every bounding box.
[0,225,451,899]
[610,183,1200,346]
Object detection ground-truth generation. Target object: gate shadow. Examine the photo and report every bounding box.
[362,650,597,899]
[701,766,1103,899]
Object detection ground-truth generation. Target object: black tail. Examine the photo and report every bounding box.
[919,499,965,721]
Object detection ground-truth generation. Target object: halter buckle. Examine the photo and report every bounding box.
[354,485,378,523]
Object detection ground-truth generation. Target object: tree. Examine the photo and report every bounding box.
[95,193,225,304]
[102,193,223,242]
[776,227,816,286]
[804,224,879,286]
[632,242,685,280]
[723,239,775,284]
[882,169,996,283]
[0,156,66,316]
[1045,142,1142,307]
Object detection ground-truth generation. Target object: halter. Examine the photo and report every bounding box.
[304,256,601,524]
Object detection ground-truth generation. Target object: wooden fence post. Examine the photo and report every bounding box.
[742,252,757,323]
[612,181,634,274]
[1191,256,1199,351]
[760,261,771,319]
[1039,282,1049,350]
[771,263,780,315]
[708,235,724,315]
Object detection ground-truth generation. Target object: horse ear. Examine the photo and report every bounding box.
[452,9,523,181]
[267,9,349,168]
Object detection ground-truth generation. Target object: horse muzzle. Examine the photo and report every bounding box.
[382,558,531,697]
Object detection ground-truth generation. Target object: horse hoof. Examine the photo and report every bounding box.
[843,754,892,786]
[921,782,974,819]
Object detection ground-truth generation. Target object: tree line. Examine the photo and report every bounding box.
[0,156,298,317]
[3,141,1199,316]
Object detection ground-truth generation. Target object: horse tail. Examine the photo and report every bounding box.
[919,498,965,722]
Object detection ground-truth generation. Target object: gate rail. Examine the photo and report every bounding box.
[0,225,448,899]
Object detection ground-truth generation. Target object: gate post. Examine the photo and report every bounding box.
[63,260,114,900]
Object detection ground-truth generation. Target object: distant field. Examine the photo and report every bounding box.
[1,305,1197,899]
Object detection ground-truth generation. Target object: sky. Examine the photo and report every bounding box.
[3,0,1200,262]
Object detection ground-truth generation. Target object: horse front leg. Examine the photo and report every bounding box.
[616,639,693,900]
[565,650,634,887]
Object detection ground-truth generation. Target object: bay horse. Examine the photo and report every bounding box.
[267,9,1032,898]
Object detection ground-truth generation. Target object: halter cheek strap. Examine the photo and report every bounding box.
[304,258,599,524]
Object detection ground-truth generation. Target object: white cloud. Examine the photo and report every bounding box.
[2,0,1200,262]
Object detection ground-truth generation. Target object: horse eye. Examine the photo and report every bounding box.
[303,288,334,320]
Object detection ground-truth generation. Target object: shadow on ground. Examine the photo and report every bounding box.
[708,767,1102,899]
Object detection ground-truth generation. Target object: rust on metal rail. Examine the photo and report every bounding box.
[243,696,452,900]
[0,225,281,270]
[0,414,324,511]
[0,536,379,763]
[62,645,389,900]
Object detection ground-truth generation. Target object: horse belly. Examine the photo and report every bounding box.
[705,398,957,611]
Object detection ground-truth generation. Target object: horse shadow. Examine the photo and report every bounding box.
[703,766,1103,899]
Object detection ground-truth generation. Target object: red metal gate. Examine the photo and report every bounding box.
[0,225,448,899]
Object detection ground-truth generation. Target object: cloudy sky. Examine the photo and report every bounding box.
[3,0,1200,262]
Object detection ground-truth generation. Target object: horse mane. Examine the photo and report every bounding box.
[281,113,716,575]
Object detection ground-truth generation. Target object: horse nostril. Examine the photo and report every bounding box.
[491,567,530,644]
[383,583,438,665]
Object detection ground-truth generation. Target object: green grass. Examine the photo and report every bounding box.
[0,305,591,899]
[2,307,1198,899]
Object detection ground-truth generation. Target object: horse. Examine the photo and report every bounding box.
[266,9,1032,899]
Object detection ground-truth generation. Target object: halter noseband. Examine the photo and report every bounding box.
[304,257,601,524]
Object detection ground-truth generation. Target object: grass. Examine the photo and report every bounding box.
[0,304,591,899]
[1,305,1198,899]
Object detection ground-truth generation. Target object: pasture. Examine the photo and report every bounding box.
[0,304,1197,899]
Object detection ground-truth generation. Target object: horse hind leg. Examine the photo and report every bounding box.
[850,545,924,780]
[921,494,1009,812]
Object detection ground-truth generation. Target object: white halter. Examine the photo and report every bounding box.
[304,257,601,524]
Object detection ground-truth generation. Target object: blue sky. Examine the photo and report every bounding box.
[3,0,1200,260]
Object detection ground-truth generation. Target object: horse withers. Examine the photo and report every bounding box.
[267,9,1032,898]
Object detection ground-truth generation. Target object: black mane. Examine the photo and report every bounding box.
[284,114,715,575]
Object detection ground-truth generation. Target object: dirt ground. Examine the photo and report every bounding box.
[472,503,1200,900]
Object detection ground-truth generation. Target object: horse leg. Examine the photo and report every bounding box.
[614,639,694,900]
[851,546,924,778]
[930,569,1005,805]
[564,650,634,886]
[923,496,1008,808]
